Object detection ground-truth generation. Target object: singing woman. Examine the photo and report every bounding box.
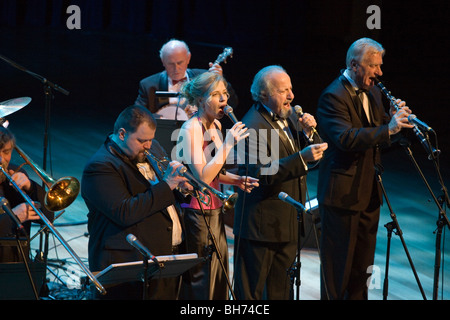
[176,72,258,299]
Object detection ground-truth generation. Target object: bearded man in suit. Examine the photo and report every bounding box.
[82,105,190,299]
[233,65,327,300]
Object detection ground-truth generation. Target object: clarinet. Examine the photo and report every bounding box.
[372,77,402,111]
[373,78,440,160]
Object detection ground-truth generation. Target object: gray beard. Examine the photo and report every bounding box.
[280,106,293,120]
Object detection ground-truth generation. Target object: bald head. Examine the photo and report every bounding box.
[159,39,192,81]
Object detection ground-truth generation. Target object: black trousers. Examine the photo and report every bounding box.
[319,198,380,300]
[180,207,229,300]
[233,237,297,300]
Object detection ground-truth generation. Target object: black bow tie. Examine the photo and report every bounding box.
[356,88,368,95]
[272,113,281,121]
[172,77,187,85]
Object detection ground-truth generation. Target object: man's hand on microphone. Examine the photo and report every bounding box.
[297,112,317,137]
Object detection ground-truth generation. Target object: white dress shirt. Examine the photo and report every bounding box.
[136,162,183,246]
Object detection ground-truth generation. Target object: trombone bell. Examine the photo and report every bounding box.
[14,145,80,212]
[45,177,80,212]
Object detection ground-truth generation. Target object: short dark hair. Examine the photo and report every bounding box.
[113,105,156,134]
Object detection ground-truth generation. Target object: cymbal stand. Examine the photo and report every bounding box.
[375,165,427,300]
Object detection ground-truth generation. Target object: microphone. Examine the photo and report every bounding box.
[408,114,433,132]
[126,234,158,263]
[294,105,319,141]
[0,197,25,232]
[224,105,239,124]
[412,127,441,160]
[278,192,309,213]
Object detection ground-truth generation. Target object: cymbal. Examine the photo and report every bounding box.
[0,97,32,117]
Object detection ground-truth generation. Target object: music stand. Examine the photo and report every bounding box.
[0,261,46,300]
[93,253,202,286]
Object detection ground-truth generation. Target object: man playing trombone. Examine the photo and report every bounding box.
[82,105,190,300]
[0,125,53,263]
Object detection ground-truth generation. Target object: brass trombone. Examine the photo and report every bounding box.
[14,145,80,212]
[0,146,106,295]
[144,150,238,210]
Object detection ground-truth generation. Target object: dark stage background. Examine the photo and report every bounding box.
[0,0,449,301]
[1,0,449,157]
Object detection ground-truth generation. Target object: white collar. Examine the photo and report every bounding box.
[343,69,360,92]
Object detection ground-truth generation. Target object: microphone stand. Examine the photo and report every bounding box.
[0,53,69,171]
[15,231,39,300]
[193,189,236,300]
[288,207,304,300]
[375,164,427,300]
[5,209,40,300]
[399,134,449,300]
[142,256,149,300]
[289,117,328,300]
[0,55,70,297]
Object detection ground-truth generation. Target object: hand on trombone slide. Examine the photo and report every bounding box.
[8,169,31,192]
[12,201,41,223]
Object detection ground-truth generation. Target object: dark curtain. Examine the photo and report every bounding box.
[0,0,449,151]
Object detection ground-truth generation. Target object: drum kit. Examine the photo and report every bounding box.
[0,96,30,119]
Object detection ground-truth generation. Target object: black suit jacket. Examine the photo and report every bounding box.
[0,164,53,262]
[135,69,239,113]
[135,69,206,113]
[82,136,184,272]
[316,74,392,212]
[234,102,318,243]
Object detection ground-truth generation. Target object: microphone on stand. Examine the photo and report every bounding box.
[294,105,320,142]
[408,114,433,133]
[278,192,309,214]
[412,126,441,160]
[0,197,25,232]
[126,234,158,263]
